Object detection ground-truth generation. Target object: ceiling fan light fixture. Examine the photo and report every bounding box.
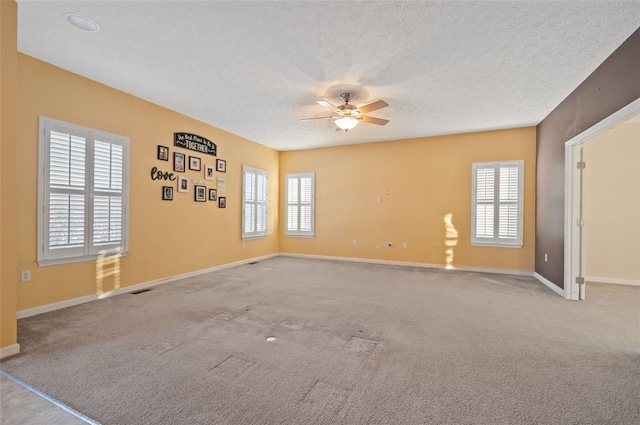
[335,116,359,131]
[303,92,388,132]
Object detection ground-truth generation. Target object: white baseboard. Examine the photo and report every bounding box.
[587,276,640,286]
[17,253,279,319]
[0,343,20,359]
[280,252,534,276]
[16,252,546,319]
[534,272,566,298]
[18,294,100,319]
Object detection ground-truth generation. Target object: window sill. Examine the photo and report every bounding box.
[284,233,315,238]
[471,242,522,249]
[242,235,268,241]
[38,250,128,267]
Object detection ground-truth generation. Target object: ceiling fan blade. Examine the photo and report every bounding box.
[358,100,389,114]
[360,115,389,126]
[300,116,334,121]
[316,100,338,110]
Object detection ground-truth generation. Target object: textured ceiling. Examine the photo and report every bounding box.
[16,1,640,151]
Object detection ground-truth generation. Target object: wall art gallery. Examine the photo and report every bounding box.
[151,132,228,207]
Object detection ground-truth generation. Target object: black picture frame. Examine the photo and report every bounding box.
[174,152,185,172]
[177,176,189,193]
[216,159,226,173]
[194,185,206,202]
[208,188,217,201]
[157,145,169,161]
[189,156,201,171]
[218,196,226,208]
[205,164,215,180]
[162,186,173,200]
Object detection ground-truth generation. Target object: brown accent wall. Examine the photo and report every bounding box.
[536,28,640,288]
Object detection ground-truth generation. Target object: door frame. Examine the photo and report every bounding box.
[563,98,640,299]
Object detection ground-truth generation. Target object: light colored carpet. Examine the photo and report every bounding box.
[1,257,639,424]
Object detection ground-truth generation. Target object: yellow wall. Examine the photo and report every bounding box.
[279,128,536,271]
[585,121,640,283]
[15,54,279,311]
[2,26,536,352]
[1,0,19,351]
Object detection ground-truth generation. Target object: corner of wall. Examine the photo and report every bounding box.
[0,0,19,351]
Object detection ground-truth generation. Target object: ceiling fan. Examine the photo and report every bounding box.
[301,93,389,132]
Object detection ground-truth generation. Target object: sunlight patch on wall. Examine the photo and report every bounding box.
[95,249,121,299]
[444,213,459,269]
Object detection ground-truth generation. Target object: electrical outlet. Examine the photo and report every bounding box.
[21,270,31,282]
[544,254,548,262]
[352,240,357,246]
[402,242,408,249]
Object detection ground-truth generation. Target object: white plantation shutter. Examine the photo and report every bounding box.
[244,170,255,234]
[47,131,86,255]
[92,141,124,249]
[474,167,494,240]
[38,117,129,264]
[242,165,268,238]
[48,193,85,249]
[472,161,523,247]
[498,166,519,240]
[256,173,267,233]
[285,173,315,236]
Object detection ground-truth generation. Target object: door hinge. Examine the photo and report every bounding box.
[576,218,585,227]
[575,276,586,285]
[576,161,586,169]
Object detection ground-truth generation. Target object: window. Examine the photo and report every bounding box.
[285,173,315,237]
[471,160,523,247]
[242,165,268,239]
[38,117,129,265]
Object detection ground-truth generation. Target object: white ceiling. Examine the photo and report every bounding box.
[16,1,640,151]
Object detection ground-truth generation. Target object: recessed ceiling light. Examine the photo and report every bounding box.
[64,13,99,32]
[266,337,276,342]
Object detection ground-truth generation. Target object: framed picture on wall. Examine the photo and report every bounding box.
[189,156,201,171]
[218,196,226,208]
[157,145,169,161]
[208,189,217,201]
[162,186,173,200]
[177,176,189,193]
[174,152,185,172]
[217,177,226,191]
[194,185,206,202]
[205,164,215,180]
[216,159,226,173]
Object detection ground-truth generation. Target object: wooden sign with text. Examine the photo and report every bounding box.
[174,133,217,156]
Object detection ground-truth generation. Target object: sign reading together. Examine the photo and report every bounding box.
[174,132,217,156]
